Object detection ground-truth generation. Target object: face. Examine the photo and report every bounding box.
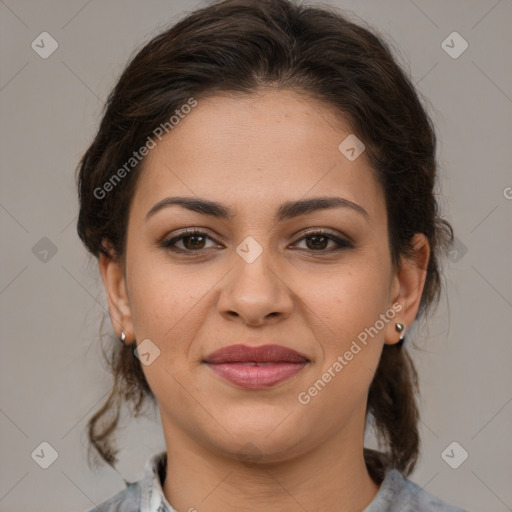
[100,89,428,464]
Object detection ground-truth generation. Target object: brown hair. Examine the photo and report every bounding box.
[76,0,453,480]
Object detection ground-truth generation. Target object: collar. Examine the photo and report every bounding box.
[139,451,176,512]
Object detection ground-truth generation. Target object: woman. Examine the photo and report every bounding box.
[76,0,467,510]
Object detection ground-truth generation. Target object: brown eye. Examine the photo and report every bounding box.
[304,234,330,250]
[161,230,218,253]
[293,230,353,253]
[181,234,207,250]
[161,229,353,255]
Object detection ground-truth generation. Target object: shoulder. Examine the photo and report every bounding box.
[85,481,141,512]
[84,450,170,512]
[366,469,469,512]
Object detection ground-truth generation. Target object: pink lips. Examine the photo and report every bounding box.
[203,344,309,389]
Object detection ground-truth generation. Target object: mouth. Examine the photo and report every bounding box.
[202,344,310,390]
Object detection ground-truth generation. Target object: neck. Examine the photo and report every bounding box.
[161,416,381,512]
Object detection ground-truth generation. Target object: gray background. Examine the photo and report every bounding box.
[1,0,511,511]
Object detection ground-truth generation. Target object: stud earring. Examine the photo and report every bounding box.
[395,323,405,346]
[120,330,126,342]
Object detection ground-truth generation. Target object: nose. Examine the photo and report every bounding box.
[217,247,294,326]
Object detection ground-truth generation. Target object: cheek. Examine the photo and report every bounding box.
[125,260,210,409]
[303,262,390,344]
[299,274,387,413]
[127,257,209,337]
[296,260,390,404]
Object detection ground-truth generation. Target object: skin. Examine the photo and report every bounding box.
[99,89,429,512]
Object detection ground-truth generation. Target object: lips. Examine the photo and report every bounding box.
[203,344,309,364]
[203,344,309,389]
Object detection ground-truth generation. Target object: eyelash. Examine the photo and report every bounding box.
[160,228,354,255]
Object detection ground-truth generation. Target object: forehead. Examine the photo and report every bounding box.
[131,89,385,222]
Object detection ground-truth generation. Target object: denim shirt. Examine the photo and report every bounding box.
[86,451,468,512]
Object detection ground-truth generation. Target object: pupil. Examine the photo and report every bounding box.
[308,235,327,250]
[186,235,204,250]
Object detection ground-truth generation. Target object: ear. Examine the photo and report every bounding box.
[385,233,430,345]
[98,238,134,343]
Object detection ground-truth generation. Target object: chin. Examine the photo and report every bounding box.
[203,416,311,465]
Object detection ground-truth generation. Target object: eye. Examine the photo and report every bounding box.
[160,229,219,253]
[292,229,353,253]
[160,228,353,255]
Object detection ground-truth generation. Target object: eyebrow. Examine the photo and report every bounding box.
[146,195,369,222]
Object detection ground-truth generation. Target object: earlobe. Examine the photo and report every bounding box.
[385,233,430,345]
[98,239,133,339]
